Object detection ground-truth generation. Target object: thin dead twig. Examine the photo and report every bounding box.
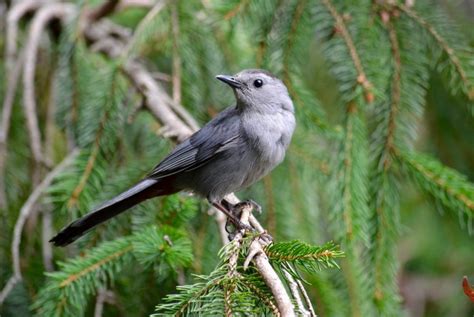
[283,269,313,316]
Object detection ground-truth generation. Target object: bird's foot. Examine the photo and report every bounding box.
[223,200,260,234]
[234,199,262,214]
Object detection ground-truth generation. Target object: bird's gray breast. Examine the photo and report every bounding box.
[239,109,295,189]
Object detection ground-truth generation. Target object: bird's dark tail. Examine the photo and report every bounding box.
[50,178,172,247]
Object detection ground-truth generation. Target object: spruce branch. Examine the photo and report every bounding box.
[266,240,343,270]
[0,47,26,210]
[33,237,135,316]
[320,0,373,103]
[367,16,404,314]
[66,84,116,210]
[396,3,474,101]
[0,149,79,305]
[397,149,474,231]
[282,0,307,90]
[328,102,372,316]
[382,19,401,170]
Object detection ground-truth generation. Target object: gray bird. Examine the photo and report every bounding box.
[50,69,295,246]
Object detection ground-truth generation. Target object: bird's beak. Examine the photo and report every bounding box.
[216,75,242,89]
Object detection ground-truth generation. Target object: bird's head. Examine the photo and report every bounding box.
[216,69,294,114]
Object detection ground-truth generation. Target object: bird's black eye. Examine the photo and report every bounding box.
[253,79,263,88]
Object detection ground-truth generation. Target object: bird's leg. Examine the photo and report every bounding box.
[211,201,252,232]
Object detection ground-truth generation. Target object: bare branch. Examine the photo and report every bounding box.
[6,0,46,68]
[171,0,182,104]
[94,288,117,317]
[283,269,312,316]
[0,149,79,305]
[296,278,317,317]
[123,61,194,142]
[41,64,59,272]
[22,3,75,166]
[250,239,295,316]
[41,209,54,271]
[0,276,19,304]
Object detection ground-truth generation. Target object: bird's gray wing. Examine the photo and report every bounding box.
[148,107,241,178]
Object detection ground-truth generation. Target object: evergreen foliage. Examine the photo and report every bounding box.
[0,0,473,316]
